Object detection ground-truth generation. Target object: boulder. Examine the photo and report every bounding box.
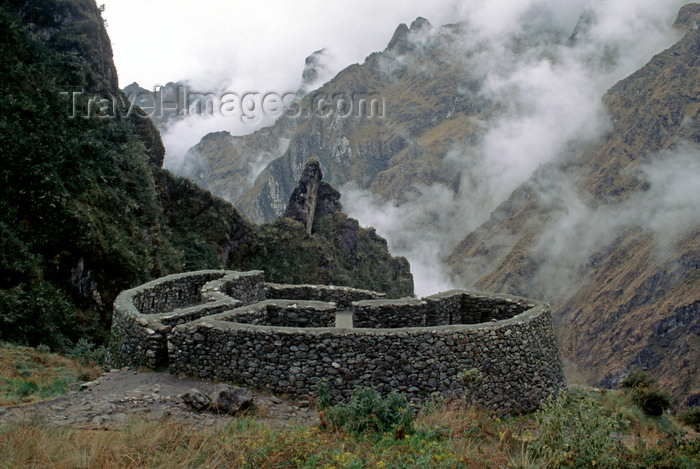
[182,385,254,415]
[182,388,211,412]
[209,385,254,415]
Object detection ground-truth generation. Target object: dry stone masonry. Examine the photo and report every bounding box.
[109,270,565,415]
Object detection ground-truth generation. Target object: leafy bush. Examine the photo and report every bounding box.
[68,338,106,366]
[458,367,485,404]
[632,389,671,417]
[678,407,700,431]
[529,391,622,468]
[321,386,415,438]
[0,280,79,351]
[620,369,652,391]
[619,370,671,417]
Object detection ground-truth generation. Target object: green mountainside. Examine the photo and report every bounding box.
[0,0,412,352]
[231,160,413,297]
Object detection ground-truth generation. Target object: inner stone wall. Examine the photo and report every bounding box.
[266,283,385,308]
[218,300,336,328]
[109,270,566,415]
[132,271,225,315]
[352,291,531,328]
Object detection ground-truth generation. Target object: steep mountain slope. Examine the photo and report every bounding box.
[231,159,413,297]
[448,5,700,407]
[181,18,491,222]
[0,0,253,349]
[182,2,699,408]
[0,0,412,351]
[124,49,333,203]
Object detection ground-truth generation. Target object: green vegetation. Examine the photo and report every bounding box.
[318,384,415,438]
[0,0,412,355]
[1,377,697,468]
[314,213,414,298]
[620,369,653,391]
[620,369,672,417]
[529,391,622,468]
[0,342,101,406]
[0,1,226,351]
[679,407,700,431]
[230,218,332,286]
[66,338,106,367]
[229,214,414,298]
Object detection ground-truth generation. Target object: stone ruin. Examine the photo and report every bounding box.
[108,270,566,415]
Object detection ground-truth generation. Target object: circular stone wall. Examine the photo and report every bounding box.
[109,270,565,415]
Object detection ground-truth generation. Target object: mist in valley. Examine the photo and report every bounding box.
[104,0,695,299]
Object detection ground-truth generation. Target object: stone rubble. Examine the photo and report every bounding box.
[0,368,316,429]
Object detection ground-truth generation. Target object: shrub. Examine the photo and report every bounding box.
[316,378,331,410]
[678,407,700,431]
[619,369,671,417]
[458,367,485,405]
[321,386,415,438]
[632,389,671,417]
[620,369,652,391]
[529,391,622,468]
[68,338,106,366]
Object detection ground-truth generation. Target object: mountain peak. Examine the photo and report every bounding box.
[387,17,432,53]
[673,3,700,32]
[410,16,431,31]
[284,159,341,235]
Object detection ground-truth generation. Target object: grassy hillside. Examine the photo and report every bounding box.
[0,344,697,468]
[230,213,413,298]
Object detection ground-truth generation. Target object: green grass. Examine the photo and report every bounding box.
[0,342,101,406]
[0,346,697,468]
[0,388,697,468]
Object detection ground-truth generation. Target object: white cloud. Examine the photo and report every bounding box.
[340,183,460,297]
[343,0,688,295]
[102,0,465,92]
[528,144,700,300]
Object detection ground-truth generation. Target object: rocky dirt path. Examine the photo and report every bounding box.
[0,368,318,430]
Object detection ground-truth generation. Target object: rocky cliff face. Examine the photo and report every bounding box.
[284,159,342,234]
[181,17,490,221]
[448,5,700,408]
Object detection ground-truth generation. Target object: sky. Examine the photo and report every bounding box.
[102,0,466,93]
